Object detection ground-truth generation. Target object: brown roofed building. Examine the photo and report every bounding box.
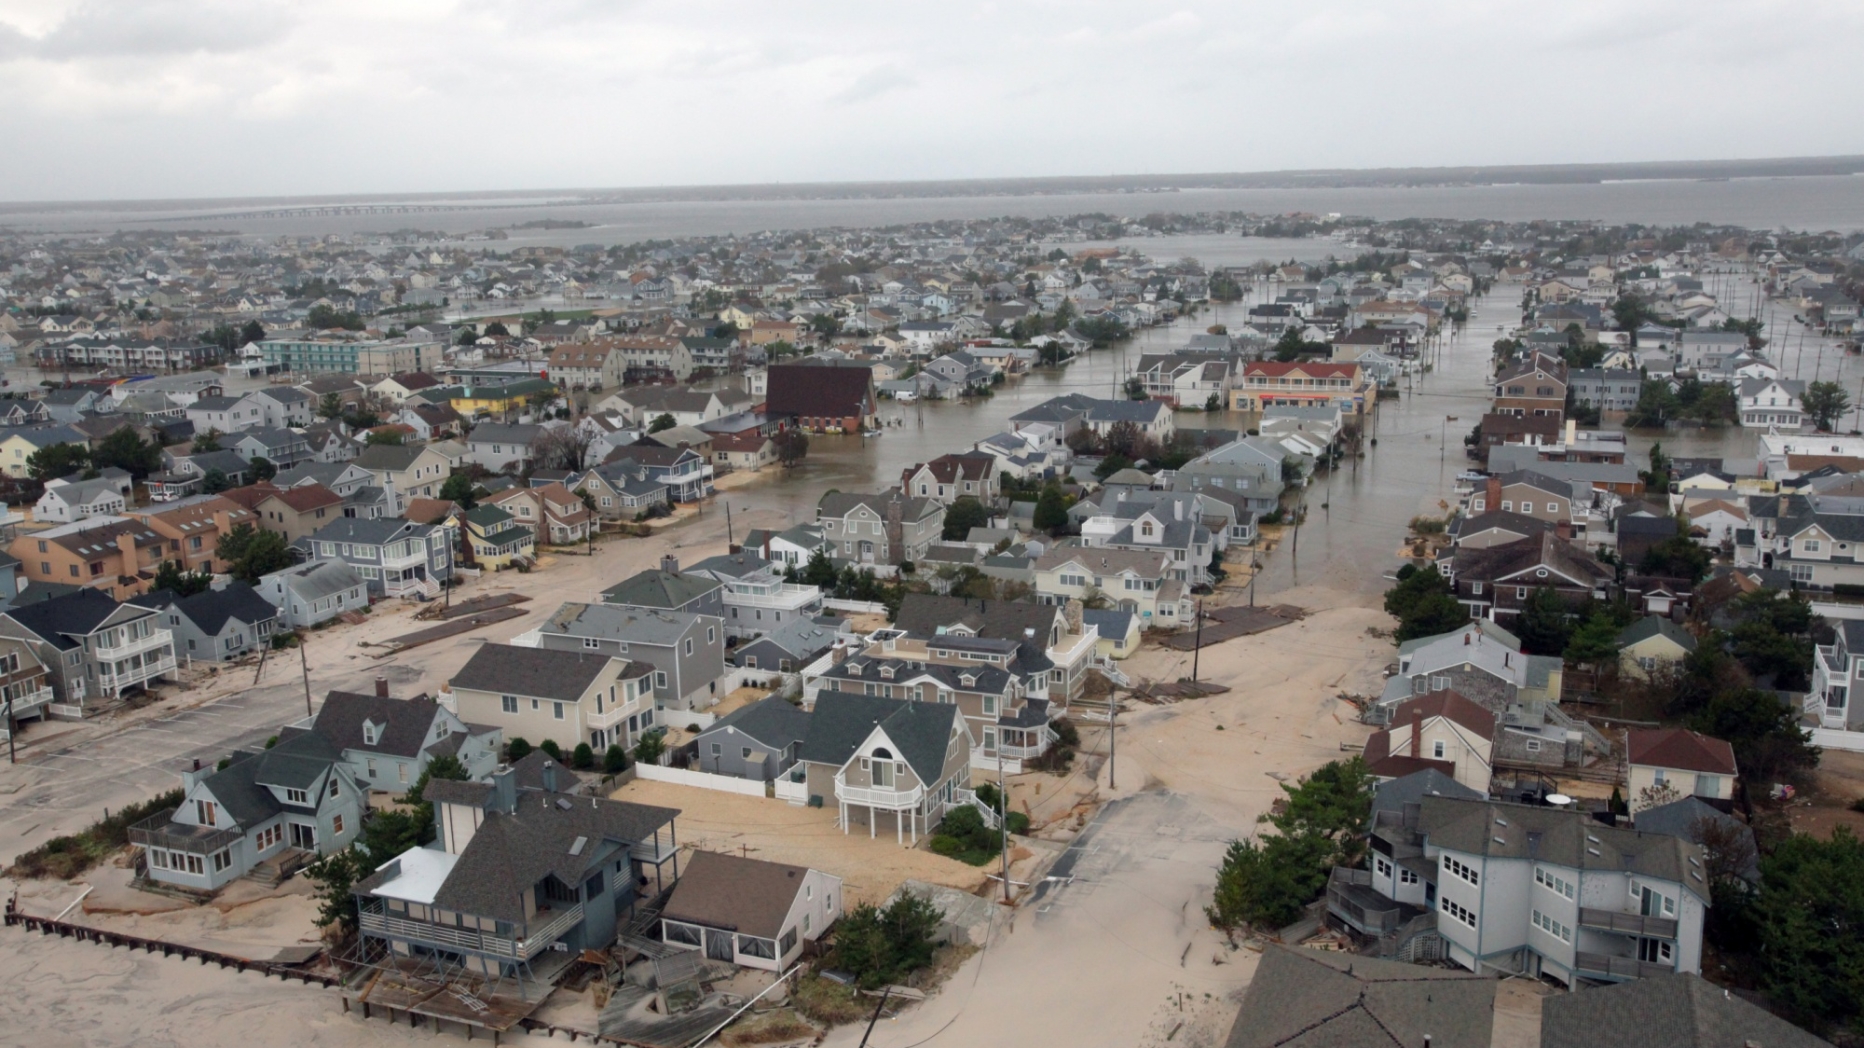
[129,496,257,576]
[1363,689,1497,794]
[765,363,878,433]
[243,483,345,543]
[1627,728,1738,813]
[9,517,167,599]
[1444,530,1613,623]
[659,850,843,972]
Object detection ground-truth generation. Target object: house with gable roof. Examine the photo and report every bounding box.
[1362,689,1496,794]
[1626,728,1737,813]
[130,581,279,662]
[658,851,842,972]
[311,678,501,791]
[795,691,972,844]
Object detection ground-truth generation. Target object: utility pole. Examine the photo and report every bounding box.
[1107,685,1117,791]
[726,502,734,549]
[997,744,1010,905]
[5,694,14,764]
[298,639,313,720]
[1191,598,1204,682]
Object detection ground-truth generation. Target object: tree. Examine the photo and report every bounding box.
[152,560,213,598]
[571,742,595,770]
[1383,566,1469,642]
[91,427,161,479]
[801,547,838,588]
[25,442,89,483]
[773,427,809,467]
[1123,376,1148,400]
[200,468,231,494]
[1208,758,1372,931]
[1640,532,1712,583]
[439,472,478,509]
[248,456,276,482]
[603,744,630,775]
[239,320,266,346]
[528,426,595,472]
[317,392,344,419]
[1515,586,1575,656]
[304,847,369,938]
[483,321,509,338]
[192,428,222,453]
[365,429,405,446]
[506,737,533,761]
[1564,610,1624,668]
[307,304,365,331]
[832,890,943,990]
[648,413,677,433]
[216,523,294,582]
[1640,442,1672,494]
[942,496,990,541]
[456,327,480,346]
[1752,828,1864,1033]
[633,731,666,765]
[1033,482,1069,535]
[1804,381,1851,432]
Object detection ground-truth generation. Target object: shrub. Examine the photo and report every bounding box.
[1052,717,1081,749]
[7,788,184,880]
[539,738,563,761]
[793,975,867,1025]
[633,731,666,765]
[506,737,533,761]
[604,744,630,775]
[929,835,965,858]
[571,742,595,770]
[830,891,943,990]
[1004,811,1032,835]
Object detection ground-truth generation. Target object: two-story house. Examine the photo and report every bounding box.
[484,482,593,546]
[892,593,1098,704]
[816,490,945,568]
[0,637,56,742]
[352,443,454,513]
[600,563,727,617]
[302,517,453,599]
[131,496,258,576]
[795,692,972,845]
[603,443,714,502]
[352,765,680,980]
[1375,620,1564,713]
[8,517,167,600]
[1466,473,1578,528]
[130,582,278,663]
[1033,546,1189,626]
[1077,498,1216,586]
[1491,354,1568,419]
[1231,361,1373,419]
[1329,793,1708,987]
[681,552,824,641]
[442,642,653,755]
[256,558,371,628]
[131,731,366,891]
[527,603,726,714]
[313,680,501,791]
[1626,728,1738,814]
[659,851,842,973]
[1362,688,1496,795]
[1737,377,1807,429]
[900,452,1000,506]
[462,422,543,474]
[1442,532,1612,623]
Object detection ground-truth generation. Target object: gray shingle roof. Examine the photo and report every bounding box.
[600,569,722,610]
[703,695,812,753]
[1541,972,1830,1048]
[1222,946,1495,1048]
[799,692,957,785]
[661,850,814,940]
[312,691,443,759]
[131,581,278,635]
[1419,795,1707,892]
[450,643,619,701]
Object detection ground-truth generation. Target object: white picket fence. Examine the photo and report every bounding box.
[823,598,889,614]
[656,708,718,732]
[1811,727,1864,753]
[633,763,769,797]
[774,777,809,805]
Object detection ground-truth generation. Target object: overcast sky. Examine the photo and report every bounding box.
[1,0,1860,203]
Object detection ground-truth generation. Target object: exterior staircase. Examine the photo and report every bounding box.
[244,848,312,887]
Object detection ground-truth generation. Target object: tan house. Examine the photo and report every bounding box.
[352,443,454,511]
[1616,616,1697,679]
[712,431,777,472]
[127,497,258,576]
[1492,354,1568,419]
[1363,689,1496,795]
[1467,472,1577,526]
[441,642,654,754]
[224,482,346,544]
[793,692,973,845]
[484,482,594,546]
[1032,546,1189,627]
[1626,728,1737,813]
[9,517,166,599]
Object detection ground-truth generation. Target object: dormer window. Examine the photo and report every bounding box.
[1140,521,1155,538]
[362,720,380,746]
[848,663,862,676]
[960,673,976,687]
[879,665,895,680]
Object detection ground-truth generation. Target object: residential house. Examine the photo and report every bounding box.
[34,477,126,523]
[1330,793,1707,987]
[1220,947,1496,1048]
[131,496,257,576]
[131,732,366,892]
[0,423,91,479]
[601,565,726,617]
[131,582,278,663]
[528,603,726,714]
[0,636,57,740]
[1466,473,1578,528]
[659,851,840,972]
[256,559,369,628]
[184,394,267,434]
[302,517,453,598]
[602,386,747,428]
[485,482,593,546]
[353,443,454,512]
[372,371,444,405]
[1617,617,1697,679]
[900,452,1000,506]
[247,387,316,429]
[1376,621,1564,713]
[1231,361,1373,419]
[8,517,166,599]
[546,342,623,391]
[575,462,671,519]
[1569,368,1643,412]
[728,615,841,675]
[682,552,824,641]
[603,443,714,502]
[1491,354,1569,419]
[1083,607,1139,660]
[816,490,945,568]
[0,587,176,713]
[1541,972,1833,1048]
[462,505,535,570]
[1076,496,1217,586]
[794,692,972,844]
[1737,378,1807,429]
[231,427,311,470]
[352,766,680,979]
[1363,689,1496,795]
[1443,532,1613,623]
[892,592,1098,704]
[1033,546,1189,627]
[712,430,777,472]
[312,682,501,792]
[693,694,812,781]
[1626,729,1737,813]
[1133,353,1233,407]
[227,482,345,543]
[443,642,653,755]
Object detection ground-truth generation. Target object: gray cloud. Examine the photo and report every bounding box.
[21,0,296,59]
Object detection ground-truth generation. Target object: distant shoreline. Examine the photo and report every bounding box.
[2,154,1860,214]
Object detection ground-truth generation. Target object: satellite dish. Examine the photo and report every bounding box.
[1546,794,1573,807]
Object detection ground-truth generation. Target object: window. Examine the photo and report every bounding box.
[655,671,668,689]
[1400,868,1419,885]
[398,763,409,784]
[196,800,217,826]
[211,848,232,873]
[532,698,541,710]
[328,775,340,798]
[1535,867,1576,900]
[1805,539,1822,553]
[554,702,565,720]
[1516,587,1528,600]
[1532,909,1571,943]
[1440,897,1476,928]
[501,695,519,714]
[1471,582,1483,595]
[742,747,754,760]
[684,638,693,656]
[1432,740,1446,759]
[284,788,309,805]
[366,759,377,778]
[1375,856,1393,878]
[1695,774,1722,796]
[583,637,601,650]
[332,813,345,835]
[1444,855,1479,887]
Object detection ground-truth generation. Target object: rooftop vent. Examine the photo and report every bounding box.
[555,798,573,811]
[1587,847,1601,856]
[569,835,587,856]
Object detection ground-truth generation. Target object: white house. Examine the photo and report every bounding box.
[1736,378,1805,429]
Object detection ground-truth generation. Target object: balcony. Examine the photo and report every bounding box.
[96,627,174,661]
[1574,951,1675,981]
[725,583,823,611]
[99,645,177,695]
[1326,867,1406,937]
[129,810,243,856]
[586,696,645,729]
[834,772,925,811]
[2,685,53,719]
[1578,907,1678,940]
[358,901,582,962]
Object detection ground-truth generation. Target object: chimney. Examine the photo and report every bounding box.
[1064,598,1085,636]
[1556,520,1572,540]
[661,554,679,574]
[491,765,517,814]
[831,645,848,665]
[1410,704,1423,758]
[1484,475,1501,514]
[1173,500,1183,521]
[541,760,558,793]
[1564,418,1577,448]
[374,675,389,698]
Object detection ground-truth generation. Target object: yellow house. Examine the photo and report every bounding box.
[1363,690,1496,795]
[1616,616,1696,679]
[0,427,88,479]
[448,378,558,418]
[1626,728,1737,813]
[718,305,758,330]
[463,505,533,570]
[1084,608,1141,660]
